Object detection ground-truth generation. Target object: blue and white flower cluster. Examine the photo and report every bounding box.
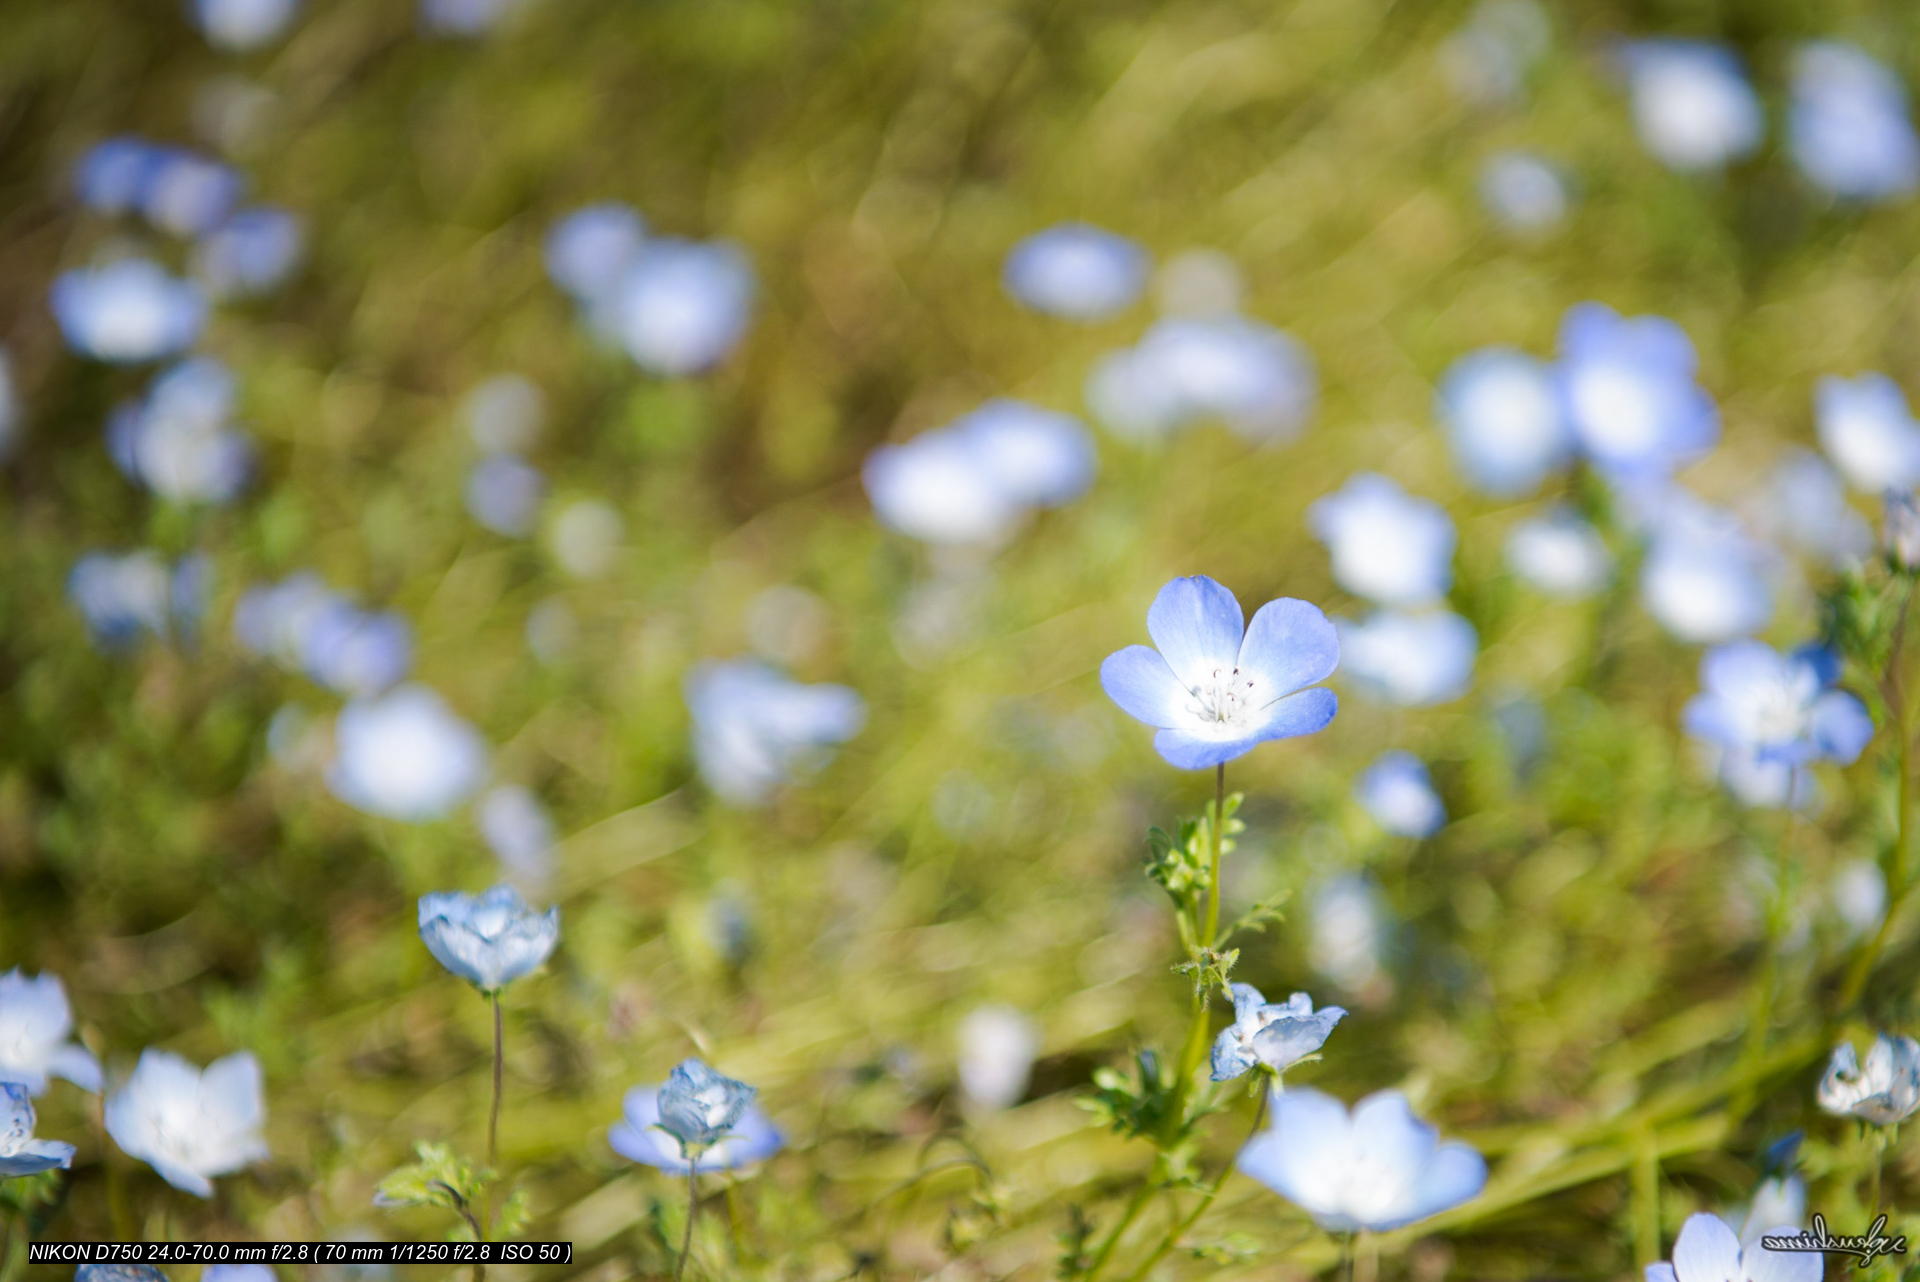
[68,550,211,650]
[235,572,414,697]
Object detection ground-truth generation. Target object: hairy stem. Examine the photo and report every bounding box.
[1204,763,1225,945]
[489,990,503,1171]
[1118,1082,1271,1282]
[675,1167,699,1282]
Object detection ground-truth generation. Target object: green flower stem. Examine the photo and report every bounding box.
[1630,1126,1660,1270]
[1081,1174,1157,1281]
[1842,577,1916,1011]
[1164,765,1229,1135]
[488,990,503,1171]
[675,1167,699,1282]
[1118,1081,1271,1282]
[1204,763,1225,945]
[0,1211,23,1282]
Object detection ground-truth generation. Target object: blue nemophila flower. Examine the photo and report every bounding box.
[466,455,546,537]
[1099,576,1338,770]
[1888,489,1920,570]
[610,1075,782,1174]
[1647,1212,1816,1282]
[1209,985,1345,1082]
[1310,474,1456,607]
[193,0,299,51]
[0,970,101,1095]
[476,785,556,891]
[51,260,206,363]
[1757,450,1872,569]
[1310,874,1390,993]
[1506,505,1613,599]
[1817,1033,1920,1125]
[1790,43,1920,202]
[106,358,253,504]
[1237,1088,1486,1232]
[1335,610,1477,707]
[1816,374,1920,493]
[657,1059,756,1151]
[1720,1174,1805,1250]
[1639,495,1775,644]
[1618,41,1763,172]
[1436,348,1572,496]
[1355,751,1447,839]
[69,550,205,648]
[863,399,1096,547]
[1002,223,1148,321]
[0,1083,74,1178]
[140,149,243,238]
[234,572,412,695]
[1479,151,1569,235]
[418,885,559,992]
[421,0,522,36]
[327,684,489,821]
[1557,302,1718,480]
[74,137,165,216]
[612,239,755,376]
[1684,642,1872,780]
[192,206,304,299]
[463,373,545,454]
[1086,316,1317,446]
[105,1049,267,1198]
[545,202,646,305]
[684,660,865,806]
[958,1005,1040,1110]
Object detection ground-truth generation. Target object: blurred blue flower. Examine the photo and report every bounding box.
[1645,1213,1816,1282]
[1816,373,1920,493]
[1100,575,1339,770]
[1237,1088,1486,1231]
[1310,474,1456,606]
[1720,1174,1805,1250]
[685,660,864,805]
[141,148,243,238]
[68,550,178,647]
[1790,42,1920,202]
[1355,751,1447,839]
[74,137,165,216]
[655,1058,756,1152]
[1618,41,1763,172]
[107,357,253,504]
[1818,1033,1920,1125]
[1889,489,1920,570]
[1436,348,1573,495]
[203,1267,275,1282]
[193,0,300,51]
[958,1005,1040,1110]
[1003,223,1149,321]
[417,884,559,993]
[51,260,207,363]
[610,1079,782,1174]
[1506,506,1613,599]
[1756,449,1872,568]
[1310,874,1391,993]
[1440,0,1550,107]
[193,206,304,299]
[1086,316,1317,445]
[466,455,546,537]
[327,684,489,821]
[545,202,645,305]
[1685,642,1872,807]
[0,970,102,1095]
[1639,496,1774,644]
[421,0,523,35]
[476,784,556,890]
[104,1049,267,1198]
[613,238,754,376]
[1335,610,1476,706]
[301,603,412,696]
[464,373,545,454]
[0,1083,74,1177]
[234,571,338,665]
[1557,302,1717,479]
[1479,151,1570,234]
[1209,985,1345,1082]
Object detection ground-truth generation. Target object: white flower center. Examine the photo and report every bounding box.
[1186,665,1259,727]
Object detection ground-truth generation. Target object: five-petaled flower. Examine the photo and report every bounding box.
[1817,1032,1920,1125]
[1646,1211,1817,1282]
[104,1049,267,1198]
[1209,985,1345,1082]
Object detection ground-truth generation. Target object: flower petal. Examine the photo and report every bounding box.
[1152,728,1261,770]
[1671,1212,1744,1282]
[1146,576,1245,691]
[1252,687,1339,745]
[1811,691,1873,764]
[1743,1230,1823,1282]
[1099,645,1189,729]
[1238,597,1340,694]
[1390,1140,1486,1229]
[1236,1087,1352,1227]
[1210,1029,1257,1081]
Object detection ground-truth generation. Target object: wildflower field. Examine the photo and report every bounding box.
[10,0,1920,1278]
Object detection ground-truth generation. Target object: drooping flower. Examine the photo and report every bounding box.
[612,239,755,376]
[1209,985,1345,1082]
[0,970,102,1095]
[476,785,556,890]
[1556,303,1718,480]
[1816,374,1920,494]
[1683,642,1873,799]
[1790,42,1920,202]
[192,206,304,299]
[958,1005,1040,1110]
[1002,223,1149,321]
[545,203,646,305]
[1100,576,1339,770]
[1436,348,1573,496]
[0,1083,74,1178]
[1646,1212,1818,1282]
[51,260,207,364]
[1506,506,1613,599]
[1478,151,1570,234]
[193,0,299,50]
[1335,610,1477,707]
[417,885,559,993]
[1355,752,1447,839]
[1309,474,1456,607]
[1817,1033,1920,1125]
[684,660,865,806]
[1751,450,1872,569]
[1619,41,1763,172]
[104,1049,267,1198]
[1237,1088,1486,1232]
[656,1059,757,1152]
[610,1077,782,1174]
[1086,316,1317,445]
[326,684,489,822]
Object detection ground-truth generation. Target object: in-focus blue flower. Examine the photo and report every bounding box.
[1756,449,1872,569]
[610,1077,782,1174]
[51,260,207,363]
[1355,751,1447,839]
[1003,223,1149,321]
[1639,495,1774,644]
[0,970,102,1095]
[1100,576,1339,770]
[1790,42,1920,202]
[417,884,559,992]
[477,785,556,890]
[327,684,489,821]
[74,137,165,216]
[1335,610,1477,707]
[0,1083,75,1178]
[545,203,646,305]
[107,357,253,504]
[1436,348,1573,496]
[1684,642,1872,808]
[1086,316,1317,445]
[1817,373,1920,493]
[464,373,545,454]
[140,148,243,238]
[1818,1033,1920,1125]
[1236,1088,1486,1231]
[1209,985,1345,1082]
[69,550,184,647]
[1310,874,1390,992]
[958,1005,1040,1110]
[612,239,755,376]
[193,0,300,51]
[1478,151,1570,234]
[466,455,546,537]
[1506,506,1613,599]
[1309,474,1456,607]
[1646,1212,1817,1282]
[655,1058,757,1152]
[1619,40,1763,172]
[193,206,304,299]
[1557,302,1717,479]
[104,1049,267,1198]
[685,660,865,806]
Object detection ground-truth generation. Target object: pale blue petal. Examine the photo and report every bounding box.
[1153,728,1262,770]
[1146,576,1245,691]
[1227,983,1267,1022]
[1811,691,1873,764]
[1238,597,1340,694]
[1250,1007,1346,1071]
[1236,1088,1351,1225]
[1744,1230,1823,1282]
[1210,1030,1257,1081]
[1099,645,1189,729]
[1672,1212,1744,1282]
[1251,687,1338,745]
[1390,1140,1486,1228]
[1647,1265,1678,1282]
